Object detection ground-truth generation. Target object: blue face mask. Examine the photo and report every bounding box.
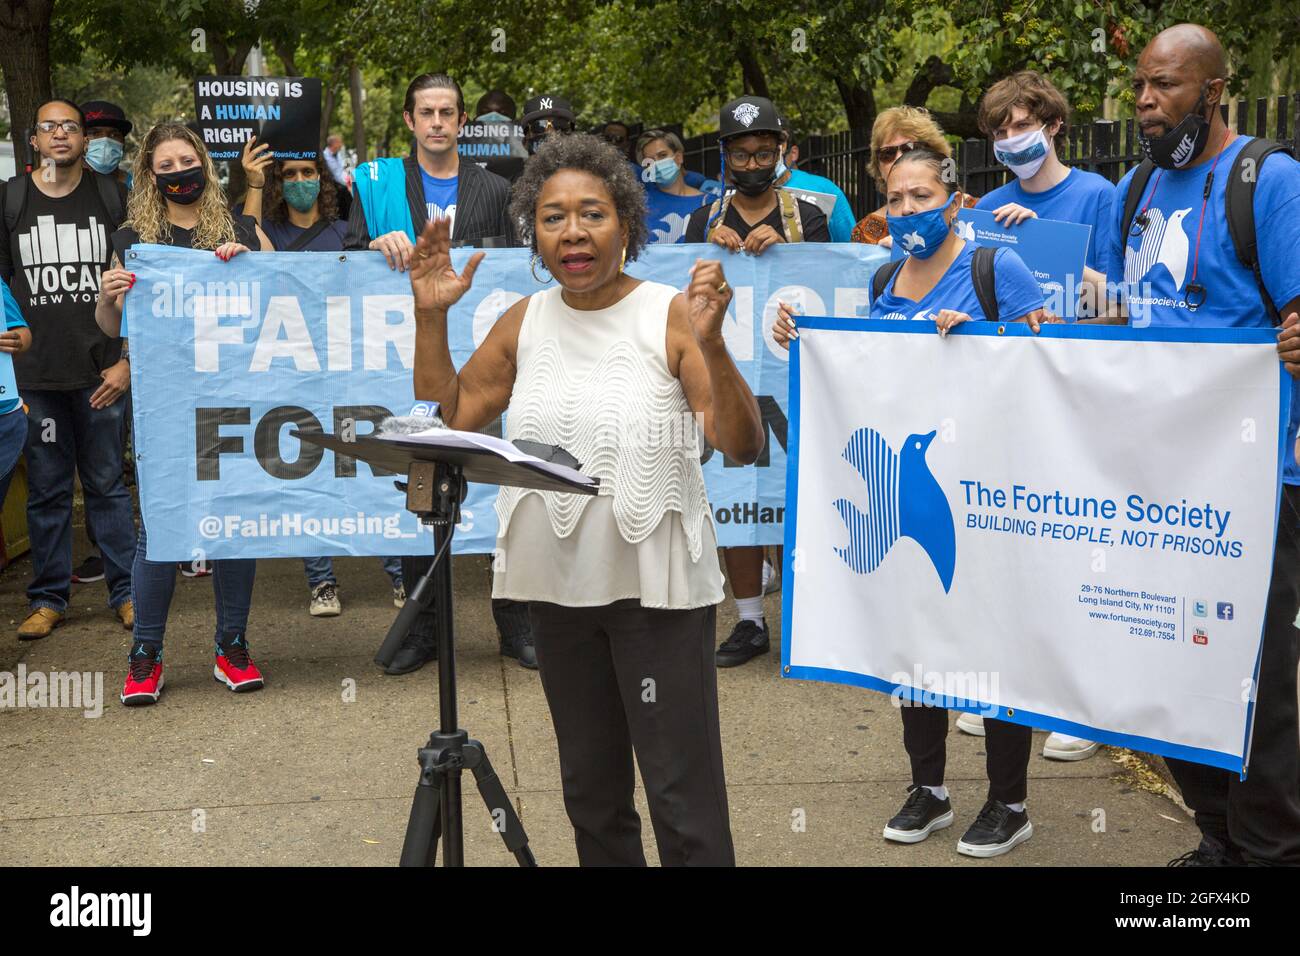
[775,159,788,178]
[282,178,321,213]
[86,137,124,174]
[886,200,955,259]
[652,157,679,186]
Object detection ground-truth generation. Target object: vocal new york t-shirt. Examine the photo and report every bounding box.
[0,174,123,390]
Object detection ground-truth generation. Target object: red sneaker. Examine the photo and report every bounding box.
[121,643,164,706]
[214,636,264,692]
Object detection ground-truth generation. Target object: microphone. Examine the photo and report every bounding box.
[376,414,448,436]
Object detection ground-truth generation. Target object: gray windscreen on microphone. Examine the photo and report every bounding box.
[377,415,448,436]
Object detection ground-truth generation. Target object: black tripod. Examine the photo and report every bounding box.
[373,460,536,867]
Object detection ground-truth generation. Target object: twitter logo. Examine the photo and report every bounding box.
[833,427,956,592]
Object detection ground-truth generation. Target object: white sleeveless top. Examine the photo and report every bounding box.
[492,280,723,610]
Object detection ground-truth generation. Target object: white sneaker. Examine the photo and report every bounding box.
[955,712,986,736]
[1042,733,1101,761]
[393,584,406,609]
[309,582,342,617]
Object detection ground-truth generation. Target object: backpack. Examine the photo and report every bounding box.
[3,169,127,241]
[1119,138,1293,324]
[705,187,804,243]
[870,245,1001,322]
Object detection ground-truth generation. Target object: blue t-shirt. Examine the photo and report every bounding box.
[1105,136,1300,482]
[976,167,1116,273]
[644,185,709,244]
[1,280,30,415]
[419,168,458,230]
[869,243,1045,323]
[262,218,347,252]
[783,168,855,243]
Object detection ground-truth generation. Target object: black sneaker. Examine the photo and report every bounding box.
[1168,834,1241,867]
[956,800,1033,858]
[72,554,105,584]
[715,619,770,667]
[500,631,538,670]
[883,785,954,844]
[384,629,438,675]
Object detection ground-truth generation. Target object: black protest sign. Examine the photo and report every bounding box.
[194,76,322,161]
[458,120,528,181]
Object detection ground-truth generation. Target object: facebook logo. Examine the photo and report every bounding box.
[1217,602,1234,621]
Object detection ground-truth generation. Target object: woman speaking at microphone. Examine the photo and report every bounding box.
[408,132,764,866]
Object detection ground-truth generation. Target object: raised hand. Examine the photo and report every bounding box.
[687,258,733,346]
[410,217,484,314]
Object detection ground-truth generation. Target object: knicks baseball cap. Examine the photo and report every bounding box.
[520,95,576,128]
[80,100,132,135]
[719,96,784,142]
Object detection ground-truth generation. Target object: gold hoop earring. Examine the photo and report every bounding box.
[530,252,553,284]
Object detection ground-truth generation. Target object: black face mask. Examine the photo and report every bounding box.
[154,165,206,205]
[730,165,776,196]
[1139,86,1212,170]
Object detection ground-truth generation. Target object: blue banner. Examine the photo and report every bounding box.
[955,209,1092,319]
[121,241,889,560]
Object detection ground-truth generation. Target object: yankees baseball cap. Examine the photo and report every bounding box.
[80,100,132,135]
[719,95,784,141]
[520,95,576,128]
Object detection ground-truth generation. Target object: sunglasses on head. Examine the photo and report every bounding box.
[876,141,921,164]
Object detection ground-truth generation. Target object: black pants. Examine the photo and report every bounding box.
[529,599,735,866]
[400,555,530,642]
[1164,484,1300,865]
[901,706,1033,805]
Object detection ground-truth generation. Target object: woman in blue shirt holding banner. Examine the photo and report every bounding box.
[774,147,1056,858]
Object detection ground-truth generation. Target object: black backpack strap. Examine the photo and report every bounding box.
[870,259,904,304]
[1226,138,1292,325]
[3,176,29,235]
[286,218,333,251]
[86,170,126,231]
[971,245,999,323]
[1120,158,1157,240]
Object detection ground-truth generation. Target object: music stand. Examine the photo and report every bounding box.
[295,429,598,867]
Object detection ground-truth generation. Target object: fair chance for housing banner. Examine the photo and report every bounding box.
[782,318,1290,774]
[120,241,888,562]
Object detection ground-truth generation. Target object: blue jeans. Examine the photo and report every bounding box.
[22,388,136,611]
[132,522,257,648]
[302,555,403,589]
[0,407,29,505]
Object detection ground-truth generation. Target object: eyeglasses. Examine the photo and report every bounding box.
[603,132,627,145]
[36,120,82,135]
[724,148,779,167]
[876,141,922,164]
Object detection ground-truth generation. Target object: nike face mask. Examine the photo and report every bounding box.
[1139,86,1213,170]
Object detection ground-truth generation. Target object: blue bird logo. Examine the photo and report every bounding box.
[833,427,956,593]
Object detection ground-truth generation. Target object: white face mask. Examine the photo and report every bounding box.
[993,125,1052,180]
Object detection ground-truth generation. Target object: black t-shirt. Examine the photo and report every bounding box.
[1,174,124,390]
[684,192,831,243]
[111,214,262,263]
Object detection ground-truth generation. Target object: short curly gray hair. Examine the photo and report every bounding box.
[508,132,649,262]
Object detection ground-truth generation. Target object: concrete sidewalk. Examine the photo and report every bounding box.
[0,550,1193,866]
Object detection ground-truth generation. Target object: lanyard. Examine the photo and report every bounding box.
[1131,130,1234,312]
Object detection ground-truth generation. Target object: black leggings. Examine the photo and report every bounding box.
[901,705,1033,805]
